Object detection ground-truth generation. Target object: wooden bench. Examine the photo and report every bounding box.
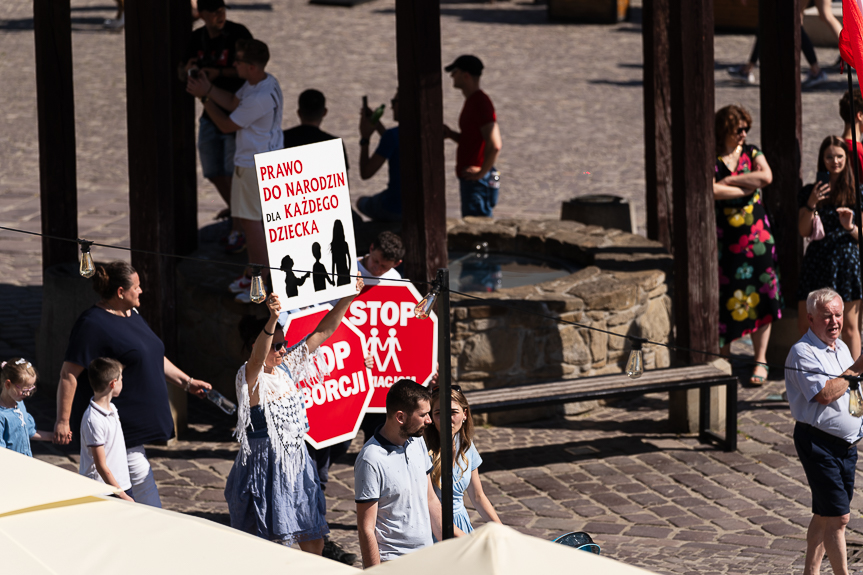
[462,364,738,452]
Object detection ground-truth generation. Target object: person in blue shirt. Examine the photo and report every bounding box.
[0,358,52,456]
[357,91,401,222]
[786,287,863,575]
[424,385,501,533]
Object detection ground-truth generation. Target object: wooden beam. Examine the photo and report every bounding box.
[33,0,78,271]
[759,0,802,305]
[642,0,673,252]
[170,0,198,256]
[395,0,448,288]
[668,0,718,365]
[124,0,177,355]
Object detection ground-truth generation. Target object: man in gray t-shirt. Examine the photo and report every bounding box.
[355,379,455,565]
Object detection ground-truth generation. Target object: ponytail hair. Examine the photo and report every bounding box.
[1,357,38,386]
[92,261,136,300]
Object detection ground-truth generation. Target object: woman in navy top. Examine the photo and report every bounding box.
[54,261,213,507]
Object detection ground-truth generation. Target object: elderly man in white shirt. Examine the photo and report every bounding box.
[786,287,863,575]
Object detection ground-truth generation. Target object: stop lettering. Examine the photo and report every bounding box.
[347,284,438,412]
[284,306,373,449]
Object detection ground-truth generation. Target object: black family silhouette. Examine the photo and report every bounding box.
[330,219,351,286]
[280,254,310,297]
[311,242,334,292]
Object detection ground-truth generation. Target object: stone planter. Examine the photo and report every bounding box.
[446,219,673,424]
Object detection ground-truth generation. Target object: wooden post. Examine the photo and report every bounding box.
[759,0,802,309]
[395,0,448,288]
[170,0,198,256]
[668,0,718,431]
[642,0,673,252]
[124,0,184,434]
[33,0,78,271]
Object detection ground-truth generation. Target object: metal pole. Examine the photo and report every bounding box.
[437,267,454,540]
[849,69,863,307]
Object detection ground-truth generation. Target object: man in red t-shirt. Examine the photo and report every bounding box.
[443,55,503,217]
[840,89,863,182]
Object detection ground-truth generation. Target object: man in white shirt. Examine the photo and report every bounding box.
[786,287,863,575]
[187,39,284,297]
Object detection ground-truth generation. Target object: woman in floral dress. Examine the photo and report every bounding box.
[797,136,861,356]
[713,104,783,385]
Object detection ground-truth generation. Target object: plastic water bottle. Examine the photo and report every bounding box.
[206,389,237,415]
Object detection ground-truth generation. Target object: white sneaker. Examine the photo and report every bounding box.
[229,275,251,294]
[727,65,755,85]
[104,14,124,29]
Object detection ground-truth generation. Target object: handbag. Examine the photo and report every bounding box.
[809,210,825,241]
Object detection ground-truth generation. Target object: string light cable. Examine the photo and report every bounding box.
[0,223,855,382]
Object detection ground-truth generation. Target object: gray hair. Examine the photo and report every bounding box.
[806,288,843,315]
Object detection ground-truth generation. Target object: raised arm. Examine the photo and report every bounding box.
[305,278,364,353]
[55,361,84,444]
[245,295,282,390]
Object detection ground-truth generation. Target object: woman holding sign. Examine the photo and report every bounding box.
[225,278,363,554]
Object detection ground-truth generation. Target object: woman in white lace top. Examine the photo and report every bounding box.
[225,279,363,554]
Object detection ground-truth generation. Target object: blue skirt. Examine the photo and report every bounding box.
[225,432,329,545]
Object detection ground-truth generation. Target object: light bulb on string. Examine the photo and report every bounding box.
[248,265,267,304]
[78,240,95,278]
[415,284,440,320]
[626,337,645,379]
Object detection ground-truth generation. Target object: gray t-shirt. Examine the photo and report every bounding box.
[354,429,433,561]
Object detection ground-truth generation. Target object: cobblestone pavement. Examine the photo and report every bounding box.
[28,376,863,574]
[4,0,863,573]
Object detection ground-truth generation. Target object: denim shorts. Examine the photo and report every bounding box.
[794,422,857,516]
[458,168,499,217]
[198,115,236,179]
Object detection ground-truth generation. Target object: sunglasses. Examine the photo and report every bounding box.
[17,383,36,396]
[271,342,286,352]
[736,126,750,135]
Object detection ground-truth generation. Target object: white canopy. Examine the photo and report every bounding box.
[365,522,658,575]
[0,449,359,575]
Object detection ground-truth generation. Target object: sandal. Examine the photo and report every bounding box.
[749,363,768,386]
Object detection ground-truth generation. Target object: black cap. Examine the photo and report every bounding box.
[444,55,483,76]
[198,0,226,12]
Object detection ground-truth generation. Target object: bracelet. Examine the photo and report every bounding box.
[200,96,208,104]
[205,84,213,96]
[183,377,193,392]
[804,204,815,211]
[262,327,274,336]
[359,138,370,146]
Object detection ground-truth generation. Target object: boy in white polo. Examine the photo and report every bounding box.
[79,358,133,501]
[355,379,460,566]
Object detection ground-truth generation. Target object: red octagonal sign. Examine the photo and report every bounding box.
[285,306,373,449]
[346,283,438,412]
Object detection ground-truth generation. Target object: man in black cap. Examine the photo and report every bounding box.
[443,55,502,218]
[180,0,252,253]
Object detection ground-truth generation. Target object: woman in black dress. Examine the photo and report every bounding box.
[713,104,783,385]
[797,136,861,356]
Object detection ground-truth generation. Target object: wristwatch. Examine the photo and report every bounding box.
[200,96,209,104]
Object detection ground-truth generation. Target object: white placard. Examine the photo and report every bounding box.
[254,139,358,309]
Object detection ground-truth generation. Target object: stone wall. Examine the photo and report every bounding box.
[446,218,674,422]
